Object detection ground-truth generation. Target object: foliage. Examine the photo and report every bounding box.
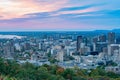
[0,75,18,80]
[0,57,120,80]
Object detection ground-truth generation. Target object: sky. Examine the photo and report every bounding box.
[0,0,120,31]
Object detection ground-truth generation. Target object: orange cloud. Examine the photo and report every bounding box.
[0,0,68,19]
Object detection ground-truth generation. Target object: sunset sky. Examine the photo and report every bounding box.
[0,0,120,31]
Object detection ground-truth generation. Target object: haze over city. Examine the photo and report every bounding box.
[0,0,120,31]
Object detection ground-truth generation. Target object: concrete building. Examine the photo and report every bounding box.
[94,42,107,52]
[3,41,14,58]
[56,50,64,62]
[98,34,107,42]
[108,32,116,44]
[108,44,119,56]
[77,36,83,51]
[105,66,120,74]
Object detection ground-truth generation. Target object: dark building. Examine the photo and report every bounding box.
[108,32,115,44]
[93,37,98,43]
[116,37,120,44]
[24,42,31,50]
[98,34,106,42]
[4,40,15,58]
[89,51,99,55]
[77,36,83,51]
[96,42,107,52]
[83,37,88,46]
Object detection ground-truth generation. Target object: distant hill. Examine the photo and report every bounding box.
[94,29,120,33]
[112,29,120,33]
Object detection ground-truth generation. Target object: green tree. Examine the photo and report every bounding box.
[48,75,65,80]
[62,68,74,80]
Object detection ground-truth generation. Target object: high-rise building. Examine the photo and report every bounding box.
[4,41,14,58]
[118,45,120,61]
[108,44,119,56]
[77,36,83,51]
[93,37,98,43]
[83,37,88,46]
[96,42,107,52]
[108,32,115,44]
[56,49,65,62]
[92,37,98,51]
[39,43,42,50]
[98,34,106,42]
[24,42,31,50]
[116,37,120,44]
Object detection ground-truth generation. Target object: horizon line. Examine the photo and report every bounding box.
[0,28,119,32]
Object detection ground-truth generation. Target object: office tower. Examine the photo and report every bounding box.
[39,43,42,50]
[103,47,108,54]
[4,41,14,58]
[83,37,88,46]
[98,34,106,42]
[108,32,115,44]
[108,44,119,56]
[96,42,107,52]
[113,50,119,62]
[118,45,120,61]
[116,37,120,44]
[80,46,90,55]
[77,36,83,51]
[93,37,98,43]
[24,42,31,50]
[57,50,64,62]
[92,37,98,51]
[103,47,108,60]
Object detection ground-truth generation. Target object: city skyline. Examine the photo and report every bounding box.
[0,0,120,31]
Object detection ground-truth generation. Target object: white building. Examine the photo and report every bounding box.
[56,50,64,62]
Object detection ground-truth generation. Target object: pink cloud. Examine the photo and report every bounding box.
[0,0,68,20]
[0,18,112,31]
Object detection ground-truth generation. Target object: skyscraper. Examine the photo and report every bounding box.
[93,37,98,43]
[99,34,107,42]
[4,41,14,58]
[116,37,120,44]
[77,36,83,51]
[83,37,88,46]
[108,44,119,56]
[108,32,115,44]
